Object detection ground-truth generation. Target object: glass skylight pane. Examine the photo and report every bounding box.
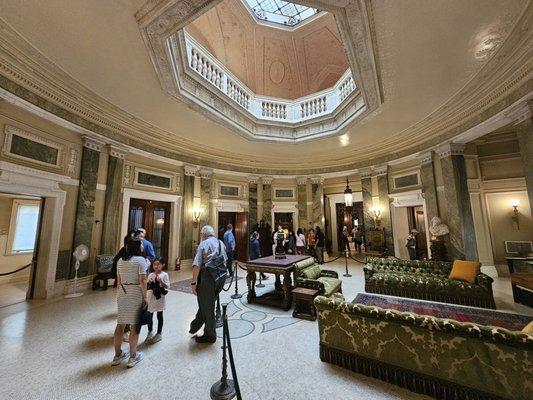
[244,0,320,27]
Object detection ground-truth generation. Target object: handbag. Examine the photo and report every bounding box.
[204,240,228,283]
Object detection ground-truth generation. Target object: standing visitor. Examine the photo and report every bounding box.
[189,225,227,344]
[406,229,418,260]
[353,226,364,254]
[307,228,316,258]
[342,226,350,253]
[287,229,297,254]
[136,228,156,263]
[250,231,267,280]
[296,228,306,255]
[112,239,147,368]
[223,224,236,277]
[315,226,325,264]
[145,258,170,344]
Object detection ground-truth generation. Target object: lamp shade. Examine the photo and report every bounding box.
[344,178,353,207]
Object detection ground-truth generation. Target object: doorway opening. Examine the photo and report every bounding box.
[128,198,171,264]
[217,211,248,261]
[274,212,294,232]
[335,202,364,253]
[407,206,428,260]
[0,193,42,307]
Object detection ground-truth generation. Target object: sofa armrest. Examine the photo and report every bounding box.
[321,269,339,278]
[296,278,325,294]
[476,273,494,290]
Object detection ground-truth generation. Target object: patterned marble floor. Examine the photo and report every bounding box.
[0,258,530,400]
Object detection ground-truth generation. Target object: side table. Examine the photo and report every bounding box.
[292,287,319,321]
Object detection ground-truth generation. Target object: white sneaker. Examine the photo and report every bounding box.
[189,324,205,339]
[145,332,154,344]
[151,333,162,343]
[126,351,143,368]
[111,350,129,366]
[122,332,129,343]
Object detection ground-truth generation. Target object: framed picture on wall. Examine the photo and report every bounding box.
[505,241,533,255]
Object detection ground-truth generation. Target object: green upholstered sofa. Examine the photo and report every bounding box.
[364,257,496,309]
[293,258,342,297]
[315,296,533,400]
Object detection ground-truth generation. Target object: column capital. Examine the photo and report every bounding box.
[199,168,213,179]
[108,145,127,159]
[296,176,308,185]
[82,135,105,152]
[359,168,372,179]
[247,175,259,184]
[436,143,465,158]
[417,151,433,165]
[372,165,388,176]
[310,176,324,184]
[184,165,198,176]
[262,176,273,185]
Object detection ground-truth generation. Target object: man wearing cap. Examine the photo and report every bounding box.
[406,229,418,260]
[189,225,228,343]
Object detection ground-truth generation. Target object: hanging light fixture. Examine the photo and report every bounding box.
[344,177,353,207]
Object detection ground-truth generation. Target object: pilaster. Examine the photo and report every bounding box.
[310,176,324,230]
[296,176,308,229]
[262,176,273,225]
[248,175,259,232]
[437,143,478,260]
[199,169,212,227]
[374,166,394,255]
[180,166,196,260]
[418,151,439,223]
[360,168,373,240]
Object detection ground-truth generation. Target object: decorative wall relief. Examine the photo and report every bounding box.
[66,148,78,176]
[123,164,132,186]
[2,125,65,169]
[137,171,172,189]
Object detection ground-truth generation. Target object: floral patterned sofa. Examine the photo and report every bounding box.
[315,296,532,400]
[293,258,342,297]
[364,257,496,309]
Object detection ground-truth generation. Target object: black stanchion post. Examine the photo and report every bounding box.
[210,304,236,400]
[343,250,352,277]
[215,294,223,328]
[230,262,242,299]
[255,270,265,288]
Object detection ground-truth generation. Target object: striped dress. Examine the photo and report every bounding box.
[117,256,148,324]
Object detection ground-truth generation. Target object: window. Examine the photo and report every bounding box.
[7,200,40,254]
[244,0,320,27]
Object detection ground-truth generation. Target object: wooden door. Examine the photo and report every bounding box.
[414,206,428,260]
[234,212,248,262]
[128,199,171,263]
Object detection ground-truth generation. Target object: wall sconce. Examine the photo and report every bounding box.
[155,218,165,225]
[510,199,520,230]
[370,205,381,226]
[192,207,203,227]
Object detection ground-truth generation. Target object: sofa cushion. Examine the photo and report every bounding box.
[294,258,317,276]
[302,264,321,280]
[449,260,481,284]
[317,276,341,296]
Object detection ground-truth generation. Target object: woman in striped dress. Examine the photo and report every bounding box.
[112,239,148,368]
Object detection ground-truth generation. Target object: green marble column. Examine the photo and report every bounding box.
[71,138,102,278]
[311,177,324,230]
[181,173,195,260]
[419,152,439,223]
[199,172,211,227]
[438,144,478,261]
[262,178,272,226]
[376,169,394,255]
[297,178,307,229]
[101,148,125,254]
[248,177,258,234]
[517,108,533,216]
[361,170,373,242]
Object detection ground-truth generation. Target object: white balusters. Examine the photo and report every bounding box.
[299,96,327,119]
[339,75,356,102]
[261,101,287,120]
[227,80,250,110]
[188,47,223,90]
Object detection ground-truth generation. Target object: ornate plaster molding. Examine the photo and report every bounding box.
[82,135,105,152]
[417,151,433,165]
[262,176,273,185]
[108,145,128,159]
[310,176,324,184]
[184,164,199,176]
[296,176,308,185]
[372,165,388,176]
[199,168,213,179]
[436,143,466,158]
[505,100,533,126]
[247,175,259,184]
[359,168,372,179]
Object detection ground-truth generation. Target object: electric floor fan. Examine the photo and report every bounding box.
[64,244,89,299]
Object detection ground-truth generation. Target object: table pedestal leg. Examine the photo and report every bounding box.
[282,273,292,310]
[246,271,256,303]
[275,274,282,292]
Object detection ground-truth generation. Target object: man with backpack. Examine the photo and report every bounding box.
[189,225,228,343]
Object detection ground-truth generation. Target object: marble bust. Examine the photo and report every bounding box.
[429,217,449,238]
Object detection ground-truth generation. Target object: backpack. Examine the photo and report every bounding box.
[204,240,228,283]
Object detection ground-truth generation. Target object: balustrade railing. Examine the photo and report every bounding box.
[184,33,356,124]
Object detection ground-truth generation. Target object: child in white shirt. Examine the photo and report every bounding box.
[145,258,170,344]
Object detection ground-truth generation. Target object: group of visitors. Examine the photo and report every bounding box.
[112,228,169,368]
[341,225,365,254]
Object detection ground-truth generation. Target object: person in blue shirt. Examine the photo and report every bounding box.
[136,228,156,264]
[222,224,236,277]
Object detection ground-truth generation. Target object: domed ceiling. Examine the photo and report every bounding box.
[185,0,349,99]
[0,0,531,174]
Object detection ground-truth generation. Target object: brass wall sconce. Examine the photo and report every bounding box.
[192,207,203,227]
[370,205,381,226]
[510,199,520,230]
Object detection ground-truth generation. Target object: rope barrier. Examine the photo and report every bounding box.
[0,263,31,276]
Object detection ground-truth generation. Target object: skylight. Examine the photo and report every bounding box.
[244,0,320,27]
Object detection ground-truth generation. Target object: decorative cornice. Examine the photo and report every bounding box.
[184,165,198,176]
[82,135,105,152]
[108,145,127,159]
[262,176,273,185]
[296,176,308,185]
[372,165,388,176]
[436,143,466,158]
[417,151,433,165]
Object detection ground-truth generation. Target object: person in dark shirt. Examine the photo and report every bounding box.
[249,231,267,280]
[315,226,325,264]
